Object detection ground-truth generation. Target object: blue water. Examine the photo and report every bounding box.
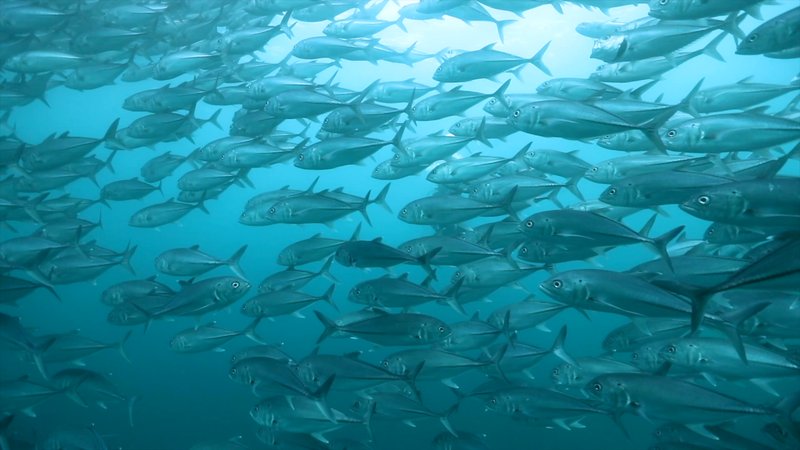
[3,1,799,449]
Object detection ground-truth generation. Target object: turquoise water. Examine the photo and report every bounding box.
[2,1,799,449]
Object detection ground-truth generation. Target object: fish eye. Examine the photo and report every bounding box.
[552,280,562,289]
[748,33,758,42]
[632,352,639,360]
[382,361,388,368]
[666,345,676,353]
[268,207,276,214]
[592,382,602,392]
[455,123,461,128]
[400,208,407,216]
[232,281,240,288]
[525,220,534,228]
[438,326,445,333]
[298,154,304,160]
[488,99,496,105]
[512,110,520,118]
[697,195,710,205]
[411,106,416,112]
[590,167,598,172]
[253,405,259,412]
[489,398,496,405]
[666,129,677,138]
[608,188,617,196]
[454,271,462,279]
[659,0,668,4]
[354,288,361,295]
[230,368,237,375]
[552,368,559,375]
[520,246,528,254]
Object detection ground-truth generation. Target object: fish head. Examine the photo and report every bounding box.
[517,241,546,263]
[483,96,511,117]
[518,213,553,238]
[507,103,541,132]
[661,121,700,151]
[647,0,686,19]
[128,210,155,227]
[432,60,456,82]
[736,30,770,55]
[522,147,546,168]
[484,392,515,415]
[250,401,275,426]
[295,361,321,386]
[107,305,142,325]
[659,340,703,367]
[347,282,372,303]
[293,149,317,169]
[240,299,262,317]
[321,111,345,132]
[538,273,588,306]
[591,35,625,63]
[153,255,171,273]
[450,267,473,286]
[169,334,190,351]
[334,244,359,267]
[291,41,312,59]
[584,162,614,183]
[397,201,425,224]
[449,118,476,137]
[680,189,746,221]
[468,181,494,203]
[585,374,633,410]
[215,277,251,303]
[426,161,452,183]
[418,318,451,343]
[599,182,636,206]
[380,354,406,376]
[373,160,399,179]
[400,240,427,259]
[551,362,580,386]
[631,343,665,371]
[591,63,615,80]
[264,200,292,223]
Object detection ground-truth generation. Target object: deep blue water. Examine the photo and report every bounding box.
[2,1,799,449]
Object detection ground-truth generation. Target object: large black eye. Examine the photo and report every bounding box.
[382,361,389,368]
[666,345,676,353]
[591,167,598,172]
[608,188,617,196]
[525,220,534,228]
[659,0,668,4]
[552,368,559,375]
[230,368,237,375]
[632,352,639,360]
[520,246,528,255]
[232,281,240,288]
[748,33,758,42]
[592,382,602,392]
[454,271,462,279]
[268,207,276,214]
[488,99,496,105]
[400,208,407,216]
[438,326,445,333]
[667,130,677,138]
[298,154,304,160]
[489,398,496,405]
[552,280,562,289]
[354,288,361,295]
[698,195,709,205]
[512,110,520,118]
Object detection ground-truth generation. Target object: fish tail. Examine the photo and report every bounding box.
[649,225,684,273]
[417,246,441,279]
[395,16,407,33]
[102,118,120,143]
[551,325,575,366]
[468,116,490,148]
[278,11,293,39]
[406,361,425,401]
[322,284,338,312]
[564,175,584,201]
[358,189,373,226]
[439,279,466,316]
[120,243,138,275]
[318,255,338,283]
[702,32,727,63]
[497,185,519,220]
[372,183,392,213]
[127,395,139,428]
[104,149,118,174]
[714,301,771,362]
[492,79,511,108]
[364,400,376,441]
[348,223,362,242]
[440,403,460,437]
[242,317,266,345]
[530,41,552,76]
[721,12,747,41]
[313,310,339,344]
[118,330,133,363]
[205,108,223,130]
[226,244,248,278]
[495,19,514,43]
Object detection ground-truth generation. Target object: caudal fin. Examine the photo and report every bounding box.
[314,310,339,344]
[530,41,552,76]
[226,245,248,278]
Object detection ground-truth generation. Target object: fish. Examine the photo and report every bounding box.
[155,245,248,278]
[737,6,800,55]
[315,310,451,346]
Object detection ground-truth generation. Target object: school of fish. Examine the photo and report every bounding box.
[0,0,799,449]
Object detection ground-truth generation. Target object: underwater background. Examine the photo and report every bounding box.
[1,1,799,449]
